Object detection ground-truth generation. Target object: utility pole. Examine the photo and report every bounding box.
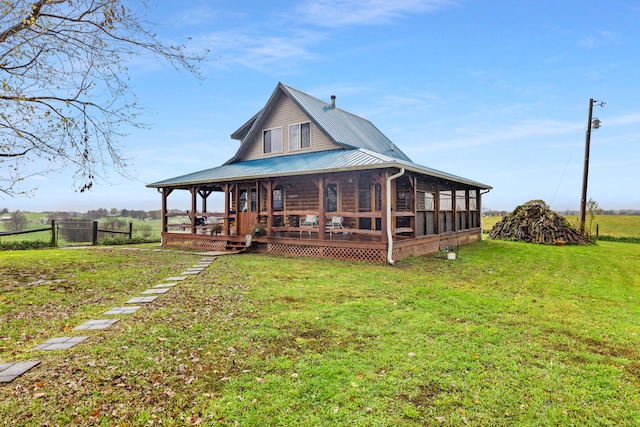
[579,98,604,234]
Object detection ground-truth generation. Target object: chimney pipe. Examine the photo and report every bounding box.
[331,95,336,108]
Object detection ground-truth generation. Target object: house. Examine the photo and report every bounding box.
[147,83,491,263]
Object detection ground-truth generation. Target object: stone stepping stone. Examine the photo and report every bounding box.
[126,296,158,304]
[74,319,119,330]
[0,361,41,383]
[141,288,170,294]
[181,270,201,275]
[33,336,89,351]
[201,257,216,262]
[104,306,142,315]
[154,283,178,288]
[166,276,188,281]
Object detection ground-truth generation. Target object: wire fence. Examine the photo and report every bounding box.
[0,219,164,247]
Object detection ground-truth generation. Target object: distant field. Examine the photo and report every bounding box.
[483,215,640,238]
[0,215,164,244]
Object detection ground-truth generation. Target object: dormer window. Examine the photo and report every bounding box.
[289,122,311,151]
[263,127,283,154]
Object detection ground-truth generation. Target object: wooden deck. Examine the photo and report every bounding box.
[161,228,482,263]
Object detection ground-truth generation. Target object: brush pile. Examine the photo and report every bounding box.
[489,200,590,245]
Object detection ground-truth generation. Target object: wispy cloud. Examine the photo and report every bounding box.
[409,119,582,154]
[297,0,455,27]
[606,113,640,126]
[198,30,325,73]
[579,30,619,48]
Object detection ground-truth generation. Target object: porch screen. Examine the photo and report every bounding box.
[417,191,436,235]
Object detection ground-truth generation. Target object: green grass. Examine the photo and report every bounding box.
[1,241,640,425]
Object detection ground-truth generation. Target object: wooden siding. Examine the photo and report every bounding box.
[239,94,341,161]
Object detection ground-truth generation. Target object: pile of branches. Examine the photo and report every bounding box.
[489,200,590,245]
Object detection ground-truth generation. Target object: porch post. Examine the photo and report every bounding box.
[451,185,457,233]
[465,189,470,230]
[199,189,213,214]
[223,184,231,236]
[265,180,274,238]
[477,189,483,230]
[233,184,240,236]
[434,182,440,234]
[190,187,198,234]
[161,188,173,233]
[410,175,417,238]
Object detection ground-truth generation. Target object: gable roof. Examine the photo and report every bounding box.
[147,148,491,190]
[225,82,412,164]
[147,82,491,191]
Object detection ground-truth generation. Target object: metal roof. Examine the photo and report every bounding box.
[226,83,413,164]
[282,84,413,162]
[147,148,492,189]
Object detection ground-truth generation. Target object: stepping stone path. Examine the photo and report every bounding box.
[126,296,158,304]
[73,319,119,330]
[104,306,142,315]
[142,288,170,294]
[0,362,40,383]
[0,251,219,383]
[33,337,89,351]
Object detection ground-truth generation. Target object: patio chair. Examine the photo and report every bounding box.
[326,216,344,236]
[299,215,318,235]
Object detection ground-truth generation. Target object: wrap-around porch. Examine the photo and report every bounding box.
[158,169,484,263]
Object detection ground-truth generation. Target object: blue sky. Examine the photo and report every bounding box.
[4,0,640,213]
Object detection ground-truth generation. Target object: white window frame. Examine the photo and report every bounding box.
[288,122,311,151]
[263,127,283,154]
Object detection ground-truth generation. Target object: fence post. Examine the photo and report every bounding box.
[50,219,57,247]
[92,221,98,245]
[129,222,133,240]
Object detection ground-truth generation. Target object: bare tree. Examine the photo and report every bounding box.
[0,0,207,196]
[4,210,28,232]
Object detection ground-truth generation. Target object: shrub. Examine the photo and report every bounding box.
[101,236,160,245]
[0,241,53,250]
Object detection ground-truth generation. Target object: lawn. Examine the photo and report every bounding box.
[1,241,640,426]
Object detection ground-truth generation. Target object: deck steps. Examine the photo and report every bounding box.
[225,241,247,252]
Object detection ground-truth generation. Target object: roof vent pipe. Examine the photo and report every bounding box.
[331,95,336,108]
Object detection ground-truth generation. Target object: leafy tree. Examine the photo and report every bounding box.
[3,210,28,232]
[586,198,603,237]
[0,0,206,196]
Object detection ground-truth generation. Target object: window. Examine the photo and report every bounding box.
[263,127,282,154]
[326,183,338,212]
[289,123,310,151]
